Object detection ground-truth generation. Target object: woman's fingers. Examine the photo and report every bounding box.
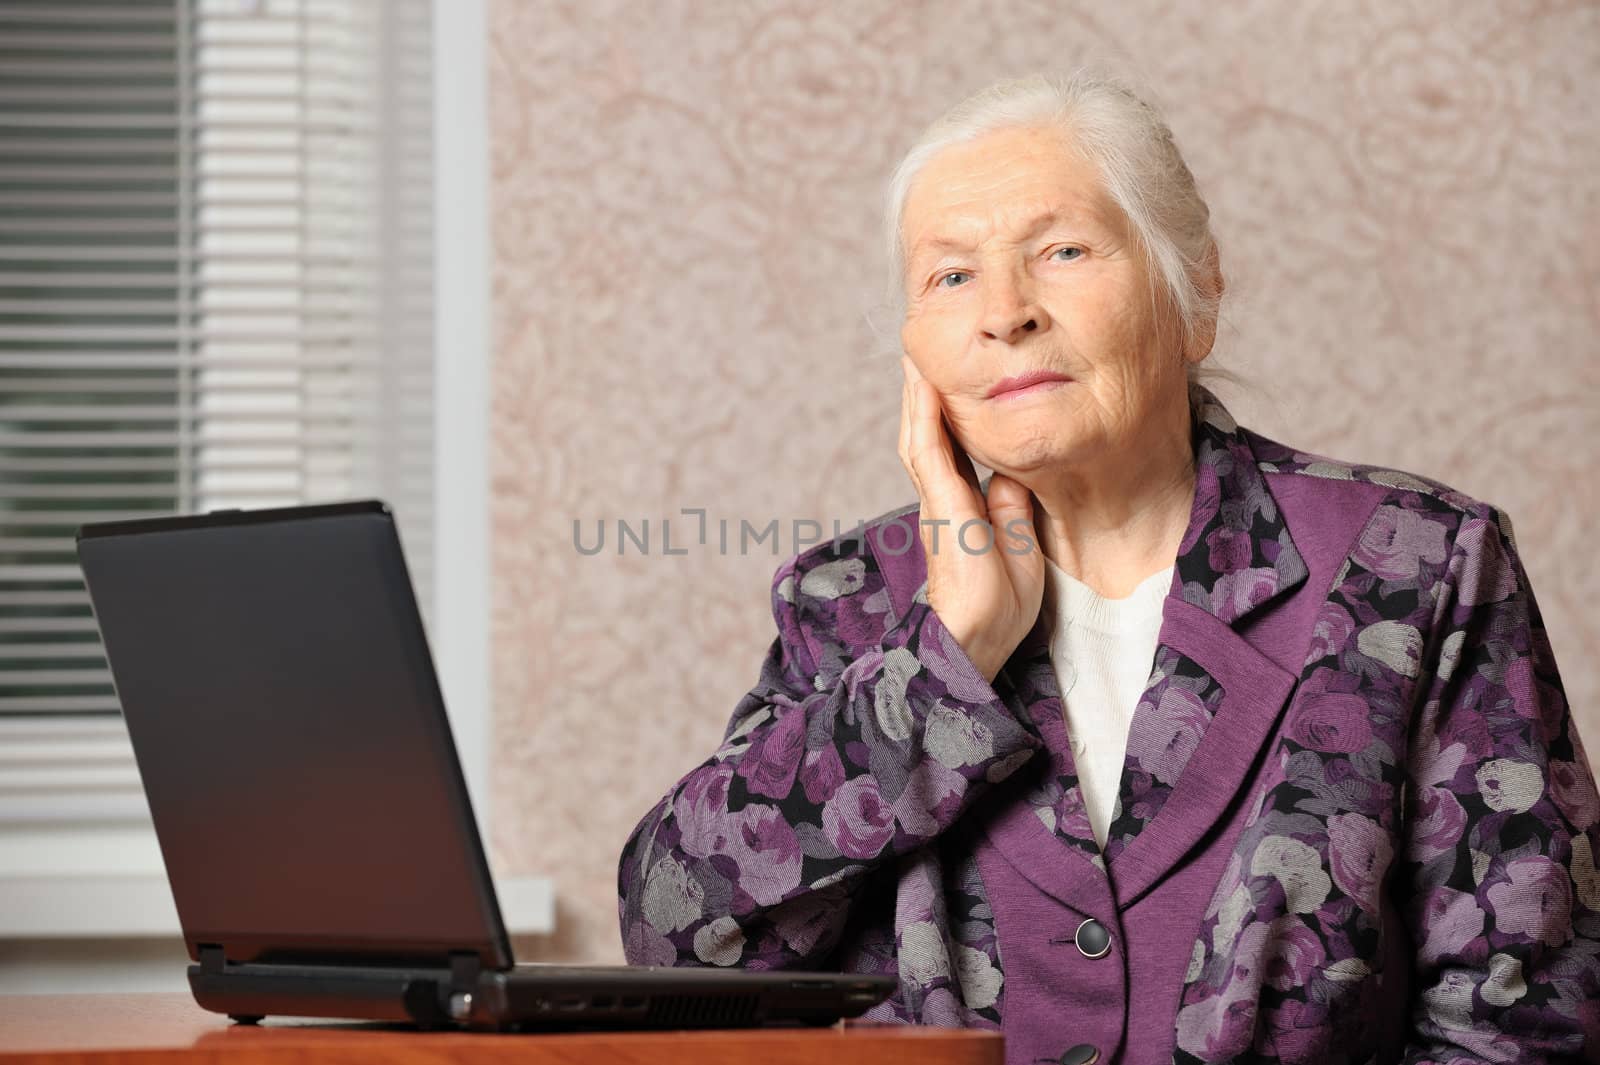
[906,381,969,507]
[902,352,923,384]
[902,357,980,498]
[897,363,914,489]
[906,379,950,498]
[987,475,1044,608]
[984,474,1036,555]
[898,357,919,490]
[945,414,985,501]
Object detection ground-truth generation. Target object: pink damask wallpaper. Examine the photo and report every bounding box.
[485,1,1599,962]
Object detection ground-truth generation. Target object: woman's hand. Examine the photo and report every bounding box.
[898,355,1045,683]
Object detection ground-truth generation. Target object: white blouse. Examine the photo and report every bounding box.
[1042,556,1174,851]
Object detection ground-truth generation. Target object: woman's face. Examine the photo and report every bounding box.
[899,124,1191,479]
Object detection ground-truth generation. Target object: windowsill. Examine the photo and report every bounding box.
[0,874,554,940]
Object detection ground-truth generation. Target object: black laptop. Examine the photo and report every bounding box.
[74,500,894,1030]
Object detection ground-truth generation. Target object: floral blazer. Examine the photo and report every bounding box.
[617,385,1600,1064]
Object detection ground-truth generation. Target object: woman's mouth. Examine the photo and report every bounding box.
[986,370,1072,400]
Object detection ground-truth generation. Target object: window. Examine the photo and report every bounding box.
[0,1,443,827]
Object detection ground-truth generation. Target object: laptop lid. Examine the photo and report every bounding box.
[76,501,513,971]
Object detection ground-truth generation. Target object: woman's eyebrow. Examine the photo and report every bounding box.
[909,208,1074,263]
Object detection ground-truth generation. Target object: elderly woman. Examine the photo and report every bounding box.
[616,71,1600,1064]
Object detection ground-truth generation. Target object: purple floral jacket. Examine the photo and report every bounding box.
[617,385,1600,1064]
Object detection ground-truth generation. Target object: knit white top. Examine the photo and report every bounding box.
[1042,556,1174,851]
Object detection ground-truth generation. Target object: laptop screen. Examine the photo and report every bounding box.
[77,502,511,969]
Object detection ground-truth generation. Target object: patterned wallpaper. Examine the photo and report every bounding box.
[486,0,1599,963]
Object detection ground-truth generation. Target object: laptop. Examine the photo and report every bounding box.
[74,500,894,1030]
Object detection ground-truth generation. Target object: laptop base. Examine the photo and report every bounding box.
[189,953,891,1031]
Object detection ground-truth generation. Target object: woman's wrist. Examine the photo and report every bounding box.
[939,617,1008,685]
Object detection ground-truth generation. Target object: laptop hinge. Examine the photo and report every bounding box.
[447,951,481,995]
[197,943,226,975]
[400,951,483,1029]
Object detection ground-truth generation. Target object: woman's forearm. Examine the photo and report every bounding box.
[617,554,1044,971]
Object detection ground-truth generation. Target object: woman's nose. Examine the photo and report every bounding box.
[979,272,1048,343]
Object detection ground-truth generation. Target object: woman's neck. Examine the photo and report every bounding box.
[1024,407,1196,600]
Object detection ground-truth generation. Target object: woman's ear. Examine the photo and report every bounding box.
[1186,242,1224,364]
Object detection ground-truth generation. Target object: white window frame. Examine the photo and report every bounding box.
[0,0,548,941]
[428,0,490,836]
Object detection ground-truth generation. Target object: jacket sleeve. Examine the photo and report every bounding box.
[1398,504,1600,1063]
[616,536,1044,970]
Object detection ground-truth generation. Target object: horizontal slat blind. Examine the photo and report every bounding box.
[0,0,435,727]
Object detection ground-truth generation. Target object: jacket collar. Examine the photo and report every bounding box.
[1172,385,1310,626]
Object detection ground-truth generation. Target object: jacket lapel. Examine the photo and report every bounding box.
[1103,390,1312,900]
[1105,601,1298,907]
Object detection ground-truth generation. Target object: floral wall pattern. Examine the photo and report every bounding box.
[486,0,1599,962]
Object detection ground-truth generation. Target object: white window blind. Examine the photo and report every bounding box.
[0,0,436,817]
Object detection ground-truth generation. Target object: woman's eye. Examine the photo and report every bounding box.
[936,271,969,289]
[1051,246,1083,261]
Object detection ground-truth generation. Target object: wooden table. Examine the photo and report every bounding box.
[0,994,1005,1064]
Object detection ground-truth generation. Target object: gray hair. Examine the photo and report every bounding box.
[877,67,1243,419]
